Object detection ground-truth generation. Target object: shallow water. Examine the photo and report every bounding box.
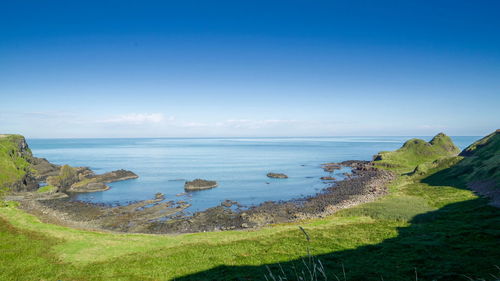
[28,136,478,212]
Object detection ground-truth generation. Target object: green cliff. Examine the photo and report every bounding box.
[0,134,38,192]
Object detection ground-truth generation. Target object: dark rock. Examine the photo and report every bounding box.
[266,172,288,179]
[321,163,342,172]
[320,176,336,180]
[221,200,238,207]
[68,169,138,193]
[31,157,60,181]
[95,169,138,183]
[184,179,218,191]
[69,182,108,193]
[10,173,39,192]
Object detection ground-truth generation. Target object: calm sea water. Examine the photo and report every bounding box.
[28,136,478,212]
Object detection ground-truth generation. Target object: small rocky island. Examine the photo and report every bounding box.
[66,168,138,192]
[266,172,288,178]
[184,179,218,191]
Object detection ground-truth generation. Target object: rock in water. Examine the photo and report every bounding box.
[321,163,342,172]
[184,179,218,191]
[266,172,288,179]
[68,169,139,193]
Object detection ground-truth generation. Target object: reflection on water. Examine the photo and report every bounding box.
[28,136,478,212]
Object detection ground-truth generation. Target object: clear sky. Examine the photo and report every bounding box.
[1,0,499,138]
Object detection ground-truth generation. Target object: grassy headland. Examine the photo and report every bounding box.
[0,132,499,280]
[0,135,33,191]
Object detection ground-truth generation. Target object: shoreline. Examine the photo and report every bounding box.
[12,160,395,234]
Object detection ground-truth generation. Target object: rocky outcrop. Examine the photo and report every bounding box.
[0,134,39,192]
[93,169,138,183]
[68,169,139,193]
[321,163,341,172]
[31,157,60,181]
[266,172,288,179]
[9,173,39,192]
[221,199,238,207]
[320,176,336,180]
[69,182,108,193]
[184,179,218,191]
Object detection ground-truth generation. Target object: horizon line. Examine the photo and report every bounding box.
[24,135,482,140]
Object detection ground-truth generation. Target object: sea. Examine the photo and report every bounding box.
[28,136,479,213]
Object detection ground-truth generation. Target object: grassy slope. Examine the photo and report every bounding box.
[0,133,499,280]
[456,130,500,186]
[0,135,32,189]
[36,185,57,193]
[373,133,460,174]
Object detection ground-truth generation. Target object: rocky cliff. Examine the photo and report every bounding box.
[0,134,39,192]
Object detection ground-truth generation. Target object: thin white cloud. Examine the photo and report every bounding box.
[179,122,210,127]
[100,113,171,124]
[418,124,445,130]
[215,119,297,129]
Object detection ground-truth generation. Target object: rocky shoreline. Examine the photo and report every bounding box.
[3,135,396,234]
[147,161,394,233]
[13,160,394,234]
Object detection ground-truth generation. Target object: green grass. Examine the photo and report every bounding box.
[373,133,460,174]
[36,185,57,193]
[337,194,436,221]
[453,131,500,186]
[0,132,498,280]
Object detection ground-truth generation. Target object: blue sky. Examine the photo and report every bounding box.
[1,0,499,138]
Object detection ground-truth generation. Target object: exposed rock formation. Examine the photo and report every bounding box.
[321,163,341,172]
[68,169,139,192]
[184,179,218,191]
[31,157,60,181]
[0,135,39,192]
[266,172,288,179]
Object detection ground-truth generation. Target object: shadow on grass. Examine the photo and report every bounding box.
[176,174,500,281]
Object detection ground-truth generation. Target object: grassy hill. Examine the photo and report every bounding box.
[0,132,499,280]
[456,130,499,186]
[423,130,499,189]
[373,133,460,173]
